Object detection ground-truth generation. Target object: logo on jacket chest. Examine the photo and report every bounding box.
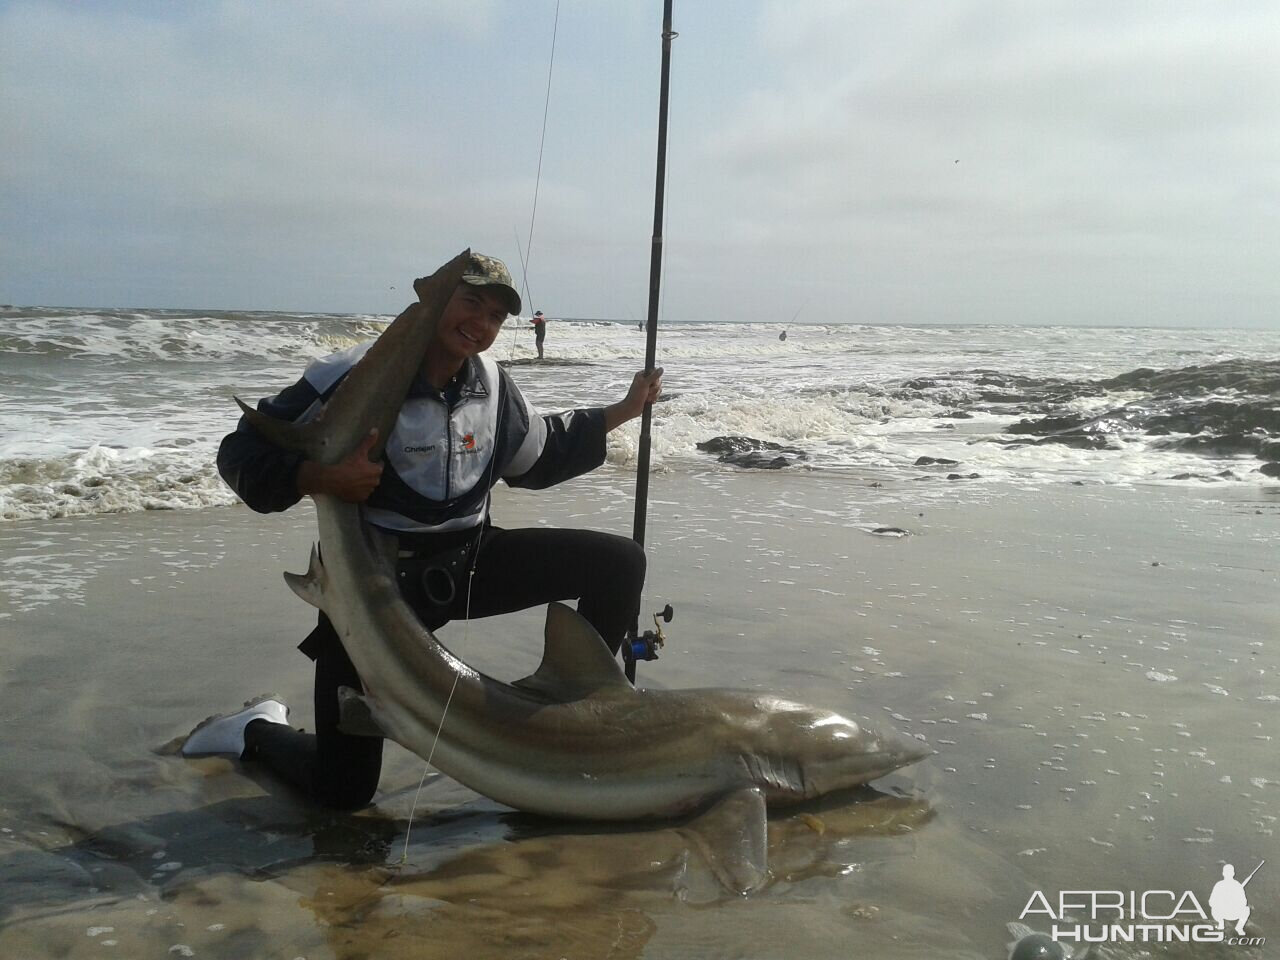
[400,435,482,457]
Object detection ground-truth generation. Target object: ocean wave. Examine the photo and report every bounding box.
[3,311,1279,520]
[0,446,234,521]
[0,309,387,366]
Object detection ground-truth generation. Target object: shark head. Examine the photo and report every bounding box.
[744,697,932,802]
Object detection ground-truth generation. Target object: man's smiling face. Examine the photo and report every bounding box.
[432,284,510,363]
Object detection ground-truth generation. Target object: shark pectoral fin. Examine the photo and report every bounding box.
[234,396,326,458]
[283,544,326,609]
[681,786,770,896]
[511,602,634,702]
[336,686,385,738]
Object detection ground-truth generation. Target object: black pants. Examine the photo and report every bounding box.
[244,526,646,809]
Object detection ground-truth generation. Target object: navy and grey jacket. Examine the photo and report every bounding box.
[217,342,607,534]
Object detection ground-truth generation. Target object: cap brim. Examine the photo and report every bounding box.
[460,276,521,316]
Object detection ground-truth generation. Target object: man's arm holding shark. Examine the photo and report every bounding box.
[218,364,661,510]
[218,359,392,510]
[217,375,326,513]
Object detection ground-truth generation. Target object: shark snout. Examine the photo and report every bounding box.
[760,703,932,796]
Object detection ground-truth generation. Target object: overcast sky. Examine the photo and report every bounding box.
[3,1,1278,326]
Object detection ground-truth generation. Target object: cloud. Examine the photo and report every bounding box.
[0,0,535,308]
[2,0,1279,324]
[680,1,1280,323]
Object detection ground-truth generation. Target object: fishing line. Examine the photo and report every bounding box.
[399,576,470,864]
[507,228,533,365]
[519,0,560,303]
[399,11,560,837]
[398,500,493,862]
[509,0,560,363]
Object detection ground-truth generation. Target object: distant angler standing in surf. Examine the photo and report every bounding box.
[531,309,547,359]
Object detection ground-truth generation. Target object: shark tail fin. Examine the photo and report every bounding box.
[234,396,328,459]
[283,543,326,609]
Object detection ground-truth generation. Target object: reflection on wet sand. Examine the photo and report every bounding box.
[294,787,929,960]
[0,784,929,960]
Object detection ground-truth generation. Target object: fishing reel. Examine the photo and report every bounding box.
[622,604,673,683]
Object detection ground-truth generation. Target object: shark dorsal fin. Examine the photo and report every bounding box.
[512,602,634,702]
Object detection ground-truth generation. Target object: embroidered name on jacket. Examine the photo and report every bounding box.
[384,363,501,502]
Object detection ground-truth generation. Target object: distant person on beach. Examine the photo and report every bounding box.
[186,252,663,810]
[531,309,546,359]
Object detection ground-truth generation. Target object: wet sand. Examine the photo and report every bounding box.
[0,468,1276,959]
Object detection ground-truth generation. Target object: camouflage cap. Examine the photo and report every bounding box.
[459,253,521,316]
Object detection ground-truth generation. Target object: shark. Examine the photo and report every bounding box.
[235,250,931,891]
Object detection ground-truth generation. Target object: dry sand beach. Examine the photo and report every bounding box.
[1,466,1276,959]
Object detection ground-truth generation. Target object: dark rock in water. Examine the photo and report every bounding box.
[915,456,958,466]
[934,422,957,429]
[1170,473,1196,481]
[981,437,1034,448]
[947,472,980,480]
[1035,432,1118,451]
[894,360,1280,475]
[891,370,1095,416]
[871,527,909,537]
[726,453,795,469]
[1153,432,1266,456]
[1007,413,1093,435]
[970,372,1089,406]
[900,376,941,390]
[1260,462,1280,478]
[1145,401,1280,436]
[1100,358,1280,396]
[498,357,591,368]
[697,435,807,470]
[699,436,785,456]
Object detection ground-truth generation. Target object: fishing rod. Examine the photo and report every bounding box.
[624,0,676,682]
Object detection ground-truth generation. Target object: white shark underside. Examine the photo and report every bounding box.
[237,251,930,888]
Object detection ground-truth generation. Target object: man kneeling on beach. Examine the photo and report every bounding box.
[182,253,663,809]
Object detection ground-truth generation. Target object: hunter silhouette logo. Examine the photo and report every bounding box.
[1210,861,1263,937]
